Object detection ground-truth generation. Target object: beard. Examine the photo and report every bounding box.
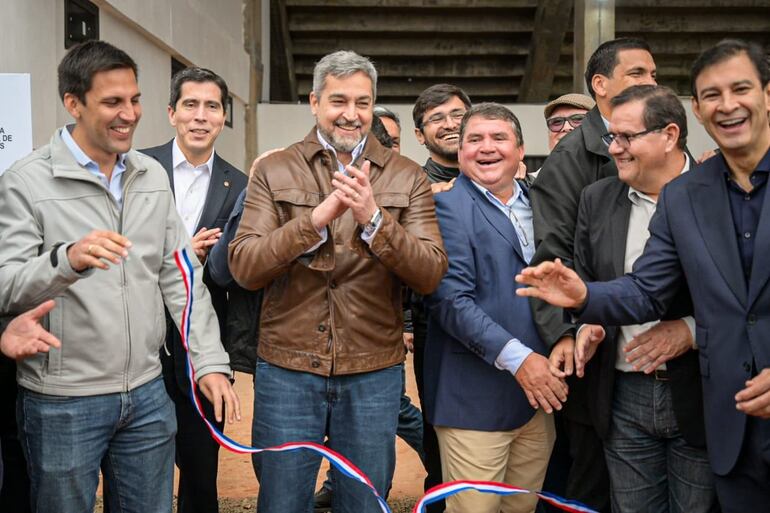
[424,136,459,164]
[318,121,365,153]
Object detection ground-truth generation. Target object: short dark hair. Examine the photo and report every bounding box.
[610,85,688,150]
[169,67,229,113]
[373,105,400,128]
[690,39,770,98]
[584,38,652,99]
[459,102,523,147]
[58,40,138,104]
[412,84,472,131]
[371,115,394,149]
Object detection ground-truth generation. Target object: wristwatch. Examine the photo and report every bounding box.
[362,208,382,237]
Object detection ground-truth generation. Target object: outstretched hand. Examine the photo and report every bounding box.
[515,259,588,309]
[0,300,61,360]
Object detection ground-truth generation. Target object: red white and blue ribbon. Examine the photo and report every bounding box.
[173,248,598,513]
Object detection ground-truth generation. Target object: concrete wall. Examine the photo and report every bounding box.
[257,101,717,166]
[0,0,249,168]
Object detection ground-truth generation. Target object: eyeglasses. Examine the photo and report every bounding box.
[601,126,666,148]
[423,109,466,127]
[546,114,586,133]
[505,207,529,247]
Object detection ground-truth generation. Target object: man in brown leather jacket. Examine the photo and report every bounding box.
[229,50,447,513]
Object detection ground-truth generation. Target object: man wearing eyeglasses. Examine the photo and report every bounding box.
[569,84,717,512]
[529,38,657,512]
[527,93,595,183]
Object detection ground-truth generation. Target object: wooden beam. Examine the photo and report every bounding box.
[292,36,569,57]
[616,10,770,33]
[573,0,615,94]
[270,0,298,102]
[288,11,535,34]
[518,0,573,102]
[286,0,537,7]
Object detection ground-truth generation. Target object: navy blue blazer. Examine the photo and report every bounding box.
[577,153,770,475]
[424,174,547,432]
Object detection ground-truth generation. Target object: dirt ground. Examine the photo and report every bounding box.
[214,353,426,509]
[98,354,426,512]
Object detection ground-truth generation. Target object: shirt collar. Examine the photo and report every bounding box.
[172,137,215,173]
[470,178,528,208]
[316,129,368,170]
[61,124,127,170]
[720,146,770,178]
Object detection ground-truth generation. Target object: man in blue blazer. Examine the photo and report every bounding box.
[517,40,770,512]
[425,103,567,513]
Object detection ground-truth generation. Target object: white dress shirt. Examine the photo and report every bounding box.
[172,138,214,237]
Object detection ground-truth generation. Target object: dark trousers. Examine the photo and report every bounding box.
[562,417,610,512]
[413,333,444,513]
[161,345,225,513]
[714,415,770,513]
[0,358,31,513]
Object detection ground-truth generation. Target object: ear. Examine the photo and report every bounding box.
[414,127,426,146]
[663,123,680,153]
[691,96,704,125]
[592,74,608,99]
[309,91,319,117]
[63,92,81,120]
[167,105,177,127]
[516,143,526,162]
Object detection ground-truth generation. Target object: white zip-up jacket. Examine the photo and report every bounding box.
[0,129,231,396]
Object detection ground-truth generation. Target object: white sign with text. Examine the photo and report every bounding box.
[0,74,33,175]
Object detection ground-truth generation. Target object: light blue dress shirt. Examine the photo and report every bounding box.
[61,125,127,208]
[470,179,536,375]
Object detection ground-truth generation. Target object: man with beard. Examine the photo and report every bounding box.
[408,83,471,512]
[229,50,447,513]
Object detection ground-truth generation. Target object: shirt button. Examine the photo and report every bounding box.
[745,194,751,201]
[318,325,326,332]
[744,232,752,239]
[748,314,757,325]
[743,361,752,372]
[329,281,337,289]
[311,360,321,368]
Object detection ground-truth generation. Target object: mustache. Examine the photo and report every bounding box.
[335,120,362,130]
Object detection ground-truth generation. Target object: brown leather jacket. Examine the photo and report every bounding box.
[229,129,447,376]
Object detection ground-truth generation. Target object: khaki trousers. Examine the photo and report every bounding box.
[435,409,555,513]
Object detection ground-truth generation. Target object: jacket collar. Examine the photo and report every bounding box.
[581,106,612,159]
[50,127,147,182]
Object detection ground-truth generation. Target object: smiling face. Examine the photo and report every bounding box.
[415,95,468,166]
[692,52,770,159]
[594,49,657,110]
[546,105,589,150]
[310,71,373,156]
[168,80,226,164]
[459,115,524,202]
[65,67,141,168]
[608,99,675,194]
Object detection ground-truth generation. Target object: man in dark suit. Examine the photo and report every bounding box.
[517,40,770,512]
[425,103,567,513]
[572,84,717,512]
[529,38,657,511]
[142,67,248,513]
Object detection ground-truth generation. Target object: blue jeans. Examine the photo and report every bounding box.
[320,366,425,493]
[17,377,177,513]
[252,360,401,513]
[604,372,718,513]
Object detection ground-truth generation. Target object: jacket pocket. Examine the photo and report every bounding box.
[272,189,321,225]
[374,192,409,222]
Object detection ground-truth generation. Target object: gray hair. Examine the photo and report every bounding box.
[373,105,400,128]
[312,50,377,100]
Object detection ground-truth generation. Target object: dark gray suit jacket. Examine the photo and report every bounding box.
[574,176,706,447]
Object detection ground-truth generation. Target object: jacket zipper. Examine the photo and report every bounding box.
[117,170,140,392]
